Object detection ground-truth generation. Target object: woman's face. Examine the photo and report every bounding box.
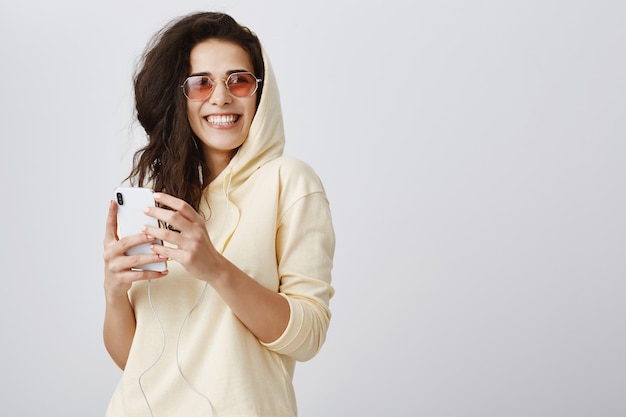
[186,39,258,166]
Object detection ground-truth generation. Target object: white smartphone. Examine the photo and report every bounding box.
[114,186,167,272]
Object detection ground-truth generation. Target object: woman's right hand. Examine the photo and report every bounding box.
[103,200,168,300]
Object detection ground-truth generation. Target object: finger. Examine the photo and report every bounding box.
[149,242,194,271]
[141,223,184,248]
[129,269,169,281]
[117,233,161,256]
[107,267,168,288]
[108,250,168,273]
[147,206,194,232]
[104,200,119,243]
[149,242,175,261]
[153,192,198,219]
[104,232,158,264]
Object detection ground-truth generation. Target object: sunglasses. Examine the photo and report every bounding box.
[181,71,262,101]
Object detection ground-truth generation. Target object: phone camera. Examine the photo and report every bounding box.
[116,192,124,205]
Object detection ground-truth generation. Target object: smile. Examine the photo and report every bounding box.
[205,114,240,126]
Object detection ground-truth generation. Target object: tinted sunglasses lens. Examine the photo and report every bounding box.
[185,76,213,100]
[227,73,257,97]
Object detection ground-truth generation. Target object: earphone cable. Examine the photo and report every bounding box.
[138,279,166,417]
[139,150,238,416]
[175,281,215,417]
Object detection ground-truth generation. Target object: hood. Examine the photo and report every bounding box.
[208,47,285,194]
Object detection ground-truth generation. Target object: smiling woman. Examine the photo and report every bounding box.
[102,11,335,417]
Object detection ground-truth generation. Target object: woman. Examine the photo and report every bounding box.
[103,12,335,417]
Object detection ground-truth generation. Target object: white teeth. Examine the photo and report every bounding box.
[206,114,238,126]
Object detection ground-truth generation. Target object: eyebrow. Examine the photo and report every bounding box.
[189,69,250,77]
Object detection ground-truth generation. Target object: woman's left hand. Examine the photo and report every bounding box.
[142,192,225,282]
[145,192,290,343]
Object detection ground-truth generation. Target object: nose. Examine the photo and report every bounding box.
[209,80,232,105]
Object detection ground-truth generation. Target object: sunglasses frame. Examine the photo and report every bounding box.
[181,71,262,101]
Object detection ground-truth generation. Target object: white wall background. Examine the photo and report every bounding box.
[1,1,624,416]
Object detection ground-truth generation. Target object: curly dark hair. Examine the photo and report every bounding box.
[126,12,264,210]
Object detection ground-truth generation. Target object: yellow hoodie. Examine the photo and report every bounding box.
[105,50,335,417]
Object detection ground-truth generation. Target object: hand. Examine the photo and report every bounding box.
[142,192,226,282]
[143,193,291,344]
[103,200,168,299]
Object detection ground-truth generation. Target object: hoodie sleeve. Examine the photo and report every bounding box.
[261,159,335,362]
